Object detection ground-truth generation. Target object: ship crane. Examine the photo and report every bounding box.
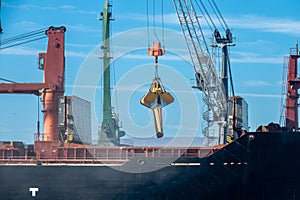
[140,0,174,138]
[141,42,174,138]
[0,26,66,158]
[98,0,125,146]
[207,0,237,140]
[172,0,228,144]
[280,42,300,131]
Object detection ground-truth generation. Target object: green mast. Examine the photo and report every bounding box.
[98,0,125,146]
[101,0,112,136]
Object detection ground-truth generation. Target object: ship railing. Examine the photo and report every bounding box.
[0,145,221,164]
[0,155,37,164]
[34,133,50,141]
[55,146,216,161]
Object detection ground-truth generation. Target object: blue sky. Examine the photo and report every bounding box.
[0,0,300,144]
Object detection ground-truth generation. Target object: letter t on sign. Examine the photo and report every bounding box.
[29,187,39,197]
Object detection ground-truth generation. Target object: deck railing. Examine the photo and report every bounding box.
[0,145,222,164]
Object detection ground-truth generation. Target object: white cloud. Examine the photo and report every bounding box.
[3,2,97,15]
[66,85,103,89]
[242,80,274,87]
[117,12,179,26]
[0,47,40,56]
[65,51,87,57]
[114,53,184,61]
[66,43,97,48]
[14,21,38,27]
[230,51,283,64]
[59,5,76,10]
[119,11,300,36]
[231,56,282,64]
[67,24,100,33]
[227,15,300,36]
[237,93,281,99]
[1,46,88,58]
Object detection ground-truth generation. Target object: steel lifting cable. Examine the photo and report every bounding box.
[227,47,235,97]
[0,77,16,83]
[0,27,48,50]
[0,27,45,44]
[211,0,228,30]
[161,0,165,48]
[0,0,3,48]
[146,0,165,78]
[195,3,213,33]
[146,0,150,48]
[0,27,46,44]
[152,0,160,43]
[0,0,2,34]
[0,36,46,50]
[207,0,225,32]
[146,0,164,45]
[195,0,216,32]
[109,7,120,116]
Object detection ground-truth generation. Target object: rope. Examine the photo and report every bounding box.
[0,27,47,45]
[161,0,165,47]
[196,2,213,32]
[0,35,46,50]
[0,27,48,50]
[208,0,225,32]
[146,0,150,47]
[153,0,160,42]
[196,0,216,31]
[155,63,159,78]
[211,0,228,30]
[227,47,235,97]
[146,0,165,45]
[146,0,165,78]
[0,77,16,83]
[110,18,119,115]
[0,0,3,34]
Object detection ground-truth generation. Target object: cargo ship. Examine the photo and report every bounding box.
[1,130,299,200]
[1,1,300,200]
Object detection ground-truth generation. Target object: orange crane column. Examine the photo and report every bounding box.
[40,26,66,142]
[42,90,61,141]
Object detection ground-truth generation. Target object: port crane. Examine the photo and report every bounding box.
[98,0,125,146]
[140,0,174,138]
[0,26,66,158]
[172,0,235,144]
[280,42,300,131]
[98,0,233,144]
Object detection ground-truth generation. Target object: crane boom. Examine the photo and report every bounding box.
[172,0,226,123]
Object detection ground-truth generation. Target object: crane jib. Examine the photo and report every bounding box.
[172,0,227,118]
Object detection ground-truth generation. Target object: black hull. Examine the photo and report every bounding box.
[1,132,300,200]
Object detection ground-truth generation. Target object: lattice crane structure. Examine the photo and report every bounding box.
[172,0,227,144]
